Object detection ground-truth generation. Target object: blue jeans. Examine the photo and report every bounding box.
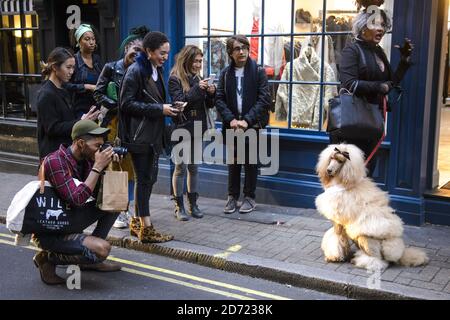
[33,203,119,265]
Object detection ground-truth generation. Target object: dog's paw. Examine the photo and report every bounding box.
[351,250,389,272]
[324,255,346,263]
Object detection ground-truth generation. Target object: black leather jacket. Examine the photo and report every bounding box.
[94,59,126,125]
[119,55,167,154]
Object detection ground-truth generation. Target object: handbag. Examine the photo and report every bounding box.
[96,163,129,212]
[107,81,118,101]
[6,164,85,235]
[327,81,385,140]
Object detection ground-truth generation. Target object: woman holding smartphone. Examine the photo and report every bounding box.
[169,45,216,221]
[120,31,180,243]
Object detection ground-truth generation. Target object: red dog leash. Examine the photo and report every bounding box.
[365,96,388,166]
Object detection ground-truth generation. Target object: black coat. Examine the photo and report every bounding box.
[94,59,126,125]
[37,80,77,159]
[119,53,167,154]
[168,74,215,135]
[339,39,411,106]
[216,58,271,130]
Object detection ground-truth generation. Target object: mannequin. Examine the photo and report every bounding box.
[295,9,312,34]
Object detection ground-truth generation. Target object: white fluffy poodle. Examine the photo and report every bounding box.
[315,144,429,272]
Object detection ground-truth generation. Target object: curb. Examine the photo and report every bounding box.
[2,216,446,300]
[106,235,418,300]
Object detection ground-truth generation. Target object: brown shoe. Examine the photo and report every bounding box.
[139,225,174,243]
[80,261,122,272]
[130,217,141,237]
[33,251,66,285]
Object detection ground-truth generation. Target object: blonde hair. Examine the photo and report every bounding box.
[40,47,74,80]
[170,45,203,92]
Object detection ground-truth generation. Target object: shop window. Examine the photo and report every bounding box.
[184,0,394,132]
[0,0,40,121]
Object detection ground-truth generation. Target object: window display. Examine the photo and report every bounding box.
[184,0,395,132]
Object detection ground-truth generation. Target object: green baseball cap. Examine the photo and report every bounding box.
[71,120,110,140]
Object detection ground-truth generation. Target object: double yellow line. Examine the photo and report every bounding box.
[0,232,290,300]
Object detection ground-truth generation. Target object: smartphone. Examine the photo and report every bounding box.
[208,74,216,86]
[174,102,187,110]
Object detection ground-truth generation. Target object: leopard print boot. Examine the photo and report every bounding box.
[139,225,174,243]
[130,217,141,238]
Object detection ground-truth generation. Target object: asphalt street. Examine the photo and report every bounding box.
[0,225,345,300]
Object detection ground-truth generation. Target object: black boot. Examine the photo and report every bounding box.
[187,192,203,218]
[173,196,189,221]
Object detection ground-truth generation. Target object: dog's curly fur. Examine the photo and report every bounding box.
[315,144,429,272]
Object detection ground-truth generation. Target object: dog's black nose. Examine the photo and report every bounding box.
[327,169,332,175]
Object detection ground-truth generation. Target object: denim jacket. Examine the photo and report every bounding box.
[64,52,104,116]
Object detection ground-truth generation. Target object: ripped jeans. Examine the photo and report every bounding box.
[33,203,119,265]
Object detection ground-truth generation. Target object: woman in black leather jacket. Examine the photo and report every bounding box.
[168,45,216,222]
[119,31,180,243]
[93,26,148,230]
[335,9,413,177]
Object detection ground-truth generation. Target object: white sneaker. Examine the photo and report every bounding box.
[113,212,129,229]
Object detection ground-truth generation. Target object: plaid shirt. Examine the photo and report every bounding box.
[43,144,94,207]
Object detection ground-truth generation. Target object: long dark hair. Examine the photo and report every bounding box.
[40,47,74,80]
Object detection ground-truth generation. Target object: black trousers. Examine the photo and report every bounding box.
[227,131,259,200]
[131,149,160,217]
[330,133,379,177]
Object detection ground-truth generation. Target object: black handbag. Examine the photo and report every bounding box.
[327,81,384,140]
[21,183,74,235]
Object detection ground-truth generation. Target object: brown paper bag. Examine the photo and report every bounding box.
[97,164,129,212]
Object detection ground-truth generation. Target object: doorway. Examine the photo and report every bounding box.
[438,2,450,190]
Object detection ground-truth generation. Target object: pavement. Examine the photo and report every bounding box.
[1,172,450,300]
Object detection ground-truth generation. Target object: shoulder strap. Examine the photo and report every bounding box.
[38,159,46,195]
[354,42,370,81]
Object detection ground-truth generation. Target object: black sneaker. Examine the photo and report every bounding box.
[239,197,256,214]
[224,196,237,214]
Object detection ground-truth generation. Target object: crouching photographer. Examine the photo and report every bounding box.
[33,120,123,285]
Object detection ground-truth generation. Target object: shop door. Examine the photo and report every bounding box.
[438,2,450,190]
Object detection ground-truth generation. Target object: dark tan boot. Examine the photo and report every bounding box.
[80,262,122,272]
[33,251,65,285]
[130,217,141,237]
[139,225,174,243]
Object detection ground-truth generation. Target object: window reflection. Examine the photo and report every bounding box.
[184,0,395,131]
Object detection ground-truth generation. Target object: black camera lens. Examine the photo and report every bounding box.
[100,143,127,156]
[112,147,128,156]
